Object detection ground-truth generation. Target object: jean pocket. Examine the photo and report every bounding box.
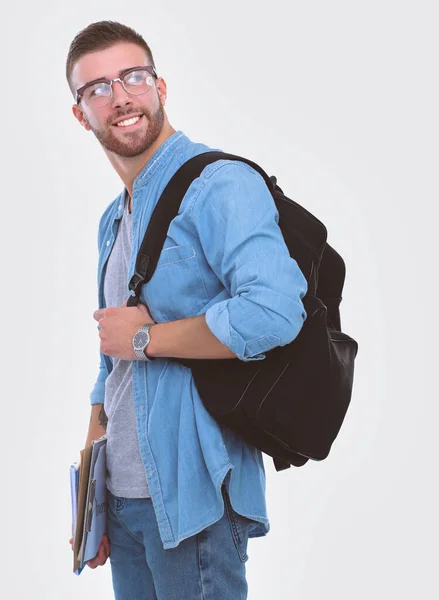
[222,485,250,563]
[108,491,126,512]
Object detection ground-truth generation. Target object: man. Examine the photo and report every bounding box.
[67,20,307,599]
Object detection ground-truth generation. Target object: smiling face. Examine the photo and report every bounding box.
[71,42,166,158]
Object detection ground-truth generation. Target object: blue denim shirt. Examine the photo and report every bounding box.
[90,131,308,549]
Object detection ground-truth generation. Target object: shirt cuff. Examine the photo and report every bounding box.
[205,300,269,362]
[90,364,108,405]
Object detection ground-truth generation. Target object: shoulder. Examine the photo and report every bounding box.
[196,157,269,203]
[189,157,274,218]
[175,139,265,184]
[201,158,264,182]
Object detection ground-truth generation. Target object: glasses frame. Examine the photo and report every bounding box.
[76,65,158,107]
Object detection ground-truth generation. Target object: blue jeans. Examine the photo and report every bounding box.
[107,485,252,599]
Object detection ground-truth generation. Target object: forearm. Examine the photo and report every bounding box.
[148,314,236,359]
[85,404,107,448]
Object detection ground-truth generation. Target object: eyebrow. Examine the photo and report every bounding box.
[80,66,147,89]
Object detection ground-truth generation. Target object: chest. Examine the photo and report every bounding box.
[98,201,220,323]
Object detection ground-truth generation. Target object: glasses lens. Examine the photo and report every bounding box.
[122,70,154,95]
[81,70,154,107]
[84,82,112,108]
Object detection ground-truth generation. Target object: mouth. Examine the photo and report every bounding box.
[112,114,144,130]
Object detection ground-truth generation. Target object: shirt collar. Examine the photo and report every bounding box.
[135,130,188,188]
[113,130,189,221]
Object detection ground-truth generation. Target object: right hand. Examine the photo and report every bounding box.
[87,533,111,568]
[68,532,111,568]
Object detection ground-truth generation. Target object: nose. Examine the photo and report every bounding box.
[110,79,134,109]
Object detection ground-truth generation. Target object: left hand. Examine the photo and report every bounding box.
[93,300,155,360]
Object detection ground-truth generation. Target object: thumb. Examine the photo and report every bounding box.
[120,299,128,308]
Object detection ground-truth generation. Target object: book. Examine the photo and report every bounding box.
[70,436,108,574]
[69,462,82,575]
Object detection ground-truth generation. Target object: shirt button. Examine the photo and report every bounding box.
[106,240,110,246]
[118,204,122,210]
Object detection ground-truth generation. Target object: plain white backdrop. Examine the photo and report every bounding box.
[0,0,437,598]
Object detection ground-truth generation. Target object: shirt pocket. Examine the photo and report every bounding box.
[139,243,209,322]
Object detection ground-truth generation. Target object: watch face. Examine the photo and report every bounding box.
[134,330,149,350]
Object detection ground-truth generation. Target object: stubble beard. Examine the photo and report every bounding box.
[92,102,165,158]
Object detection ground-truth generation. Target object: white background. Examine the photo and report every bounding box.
[0,1,437,598]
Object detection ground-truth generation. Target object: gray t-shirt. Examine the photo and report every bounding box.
[103,192,150,498]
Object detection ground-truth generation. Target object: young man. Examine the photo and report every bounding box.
[67,20,307,599]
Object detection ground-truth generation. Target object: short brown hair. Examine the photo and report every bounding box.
[66,20,155,96]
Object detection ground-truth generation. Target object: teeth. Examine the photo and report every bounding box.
[116,116,141,127]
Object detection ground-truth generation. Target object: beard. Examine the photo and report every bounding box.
[91,102,165,158]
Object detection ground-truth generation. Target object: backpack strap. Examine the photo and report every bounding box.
[127,151,275,306]
[125,150,310,472]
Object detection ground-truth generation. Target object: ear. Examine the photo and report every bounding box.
[156,77,168,107]
[72,104,91,130]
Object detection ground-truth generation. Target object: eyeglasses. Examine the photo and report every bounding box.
[76,66,158,108]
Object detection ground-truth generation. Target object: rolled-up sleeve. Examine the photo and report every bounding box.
[89,350,109,405]
[190,161,308,361]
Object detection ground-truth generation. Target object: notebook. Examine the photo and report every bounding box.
[70,435,108,574]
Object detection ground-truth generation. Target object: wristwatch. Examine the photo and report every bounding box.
[132,323,155,361]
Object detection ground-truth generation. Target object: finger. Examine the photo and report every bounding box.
[93,309,105,321]
[87,538,108,569]
[87,551,105,569]
[137,304,153,320]
[120,300,128,307]
[98,541,108,561]
[102,540,111,557]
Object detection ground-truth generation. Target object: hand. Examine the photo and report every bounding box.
[69,523,75,551]
[87,533,111,569]
[68,532,111,568]
[93,300,155,361]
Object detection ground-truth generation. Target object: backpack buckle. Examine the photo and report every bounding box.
[128,272,144,294]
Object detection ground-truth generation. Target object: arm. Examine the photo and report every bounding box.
[148,314,236,359]
[88,327,110,443]
[148,161,308,361]
[84,403,107,448]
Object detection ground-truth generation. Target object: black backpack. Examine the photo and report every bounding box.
[127,152,359,471]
